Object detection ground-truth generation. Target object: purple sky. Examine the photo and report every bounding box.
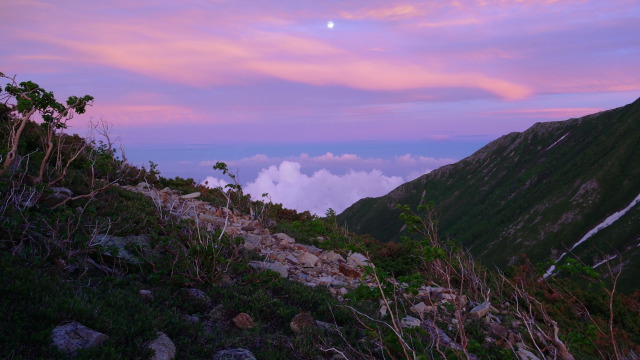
[2,0,639,214]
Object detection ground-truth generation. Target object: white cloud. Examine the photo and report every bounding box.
[242,161,405,216]
[200,176,229,189]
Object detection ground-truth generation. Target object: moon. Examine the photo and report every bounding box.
[327,21,334,29]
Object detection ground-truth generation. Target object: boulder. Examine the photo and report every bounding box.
[137,182,151,189]
[273,233,295,244]
[248,261,289,278]
[410,302,436,318]
[94,234,151,264]
[290,312,317,334]
[139,289,154,301]
[146,332,176,360]
[400,316,421,328]
[180,192,201,199]
[321,251,346,263]
[469,302,491,319]
[51,321,109,355]
[347,252,370,267]
[51,187,73,197]
[213,348,257,360]
[184,288,212,308]
[298,252,320,267]
[517,348,541,360]
[232,313,255,329]
[338,264,361,279]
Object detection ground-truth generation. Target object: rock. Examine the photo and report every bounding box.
[321,251,346,263]
[488,322,508,339]
[146,332,176,360]
[185,288,212,308]
[400,316,422,328]
[95,234,151,264]
[298,252,320,267]
[213,348,257,360]
[248,261,289,278]
[137,182,150,189]
[410,302,436,318]
[200,214,226,228]
[51,187,73,197]
[274,233,295,244]
[469,302,491,319]
[347,252,370,267]
[285,254,299,264]
[180,192,201,199]
[139,289,154,300]
[290,312,317,334]
[232,313,255,329]
[315,320,336,331]
[338,264,361,279]
[242,233,265,247]
[517,348,541,360]
[51,321,109,355]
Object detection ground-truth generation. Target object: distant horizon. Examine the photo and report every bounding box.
[3,0,639,214]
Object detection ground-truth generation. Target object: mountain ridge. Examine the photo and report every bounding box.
[339,97,640,291]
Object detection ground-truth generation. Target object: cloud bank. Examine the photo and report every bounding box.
[241,161,405,216]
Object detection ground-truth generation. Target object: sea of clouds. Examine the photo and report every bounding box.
[201,153,455,215]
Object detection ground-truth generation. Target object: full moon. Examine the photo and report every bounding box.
[327,21,334,29]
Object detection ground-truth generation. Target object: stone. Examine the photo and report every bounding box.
[290,312,317,334]
[298,252,320,267]
[137,182,150,189]
[232,313,255,329]
[180,192,201,199]
[488,322,508,339]
[242,233,265,246]
[517,348,541,360]
[185,288,212,307]
[213,348,257,360]
[347,252,370,267]
[200,214,226,228]
[139,289,154,300]
[410,302,436,318]
[274,233,295,244]
[400,316,421,328]
[51,187,73,197]
[469,302,491,319]
[321,251,346,263]
[338,264,361,279]
[51,321,109,355]
[146,332,176,360]
[94,234,151,264]
[248,261,289,278]
[285,254,299,264]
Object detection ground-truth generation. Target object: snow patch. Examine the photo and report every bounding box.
[544,191,640,278]
[545,132,569,151]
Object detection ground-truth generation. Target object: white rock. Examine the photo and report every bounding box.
[347,252,370,267]
[147,332,176,360]
[274,233,295,244]
[51,321,109,354]
[400,316,422,328]
[248,261,289,278]
[321,251,346,263]
[469,302,491,319]
[298,252,320,267]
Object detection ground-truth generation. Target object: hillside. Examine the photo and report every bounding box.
[339,97,640,291]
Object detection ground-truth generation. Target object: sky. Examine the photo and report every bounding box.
[2,0,639,215]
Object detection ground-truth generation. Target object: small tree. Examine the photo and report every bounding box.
[0,72,93,181]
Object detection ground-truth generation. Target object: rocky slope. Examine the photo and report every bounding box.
[338,97,640,291]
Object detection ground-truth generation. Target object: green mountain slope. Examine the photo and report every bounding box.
[339,97,640,289]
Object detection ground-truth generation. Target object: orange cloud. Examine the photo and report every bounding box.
[341,4,423,20]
